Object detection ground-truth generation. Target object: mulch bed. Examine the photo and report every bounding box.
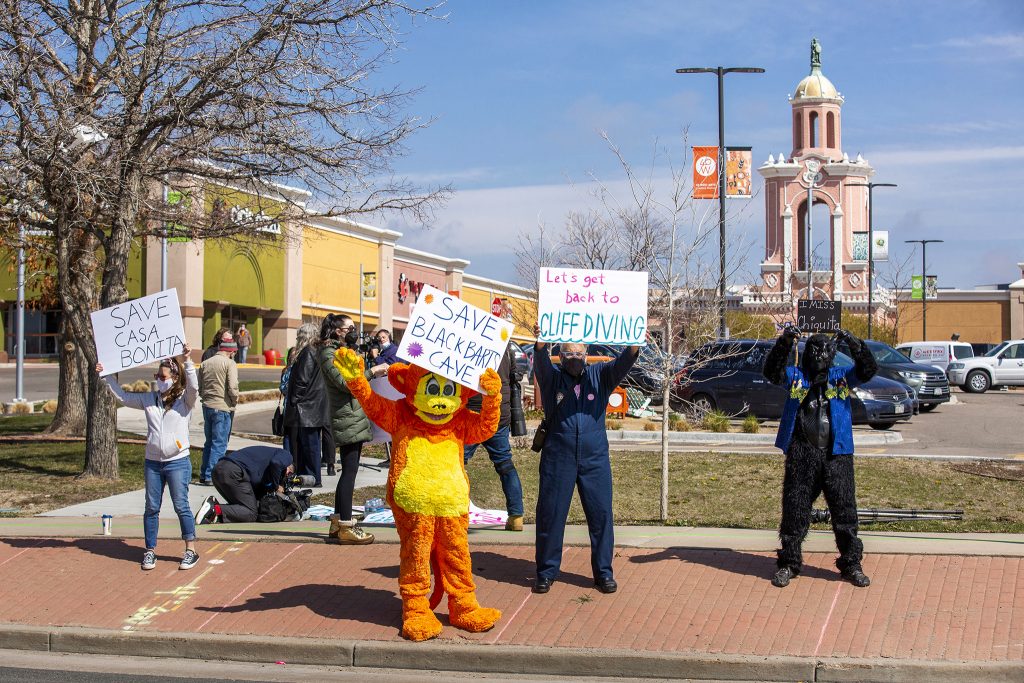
[950,460,1024,481]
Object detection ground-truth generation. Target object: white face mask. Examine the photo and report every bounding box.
[156,378,174,393]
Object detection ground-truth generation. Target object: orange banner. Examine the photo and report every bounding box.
[692,146,719,199]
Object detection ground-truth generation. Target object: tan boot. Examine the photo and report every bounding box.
[327,516,374,545]
[505,515,524,531]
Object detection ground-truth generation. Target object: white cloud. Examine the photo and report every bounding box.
[866,145,1024,167]
[913,32,1024,60]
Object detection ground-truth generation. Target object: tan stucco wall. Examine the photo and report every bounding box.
[897,299,1010,344]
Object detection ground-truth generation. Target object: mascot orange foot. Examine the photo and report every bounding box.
[334,348,503,641]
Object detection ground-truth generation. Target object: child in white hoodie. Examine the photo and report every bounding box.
[98,344,200,571]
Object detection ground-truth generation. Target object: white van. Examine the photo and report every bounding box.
[895,341,974,373]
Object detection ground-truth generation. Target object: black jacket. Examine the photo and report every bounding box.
[284,347,330,429]
[467,347,515,429]
[223,446,293,494]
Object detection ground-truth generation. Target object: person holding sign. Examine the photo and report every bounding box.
[531,326,641,596]
[97,344,201,571]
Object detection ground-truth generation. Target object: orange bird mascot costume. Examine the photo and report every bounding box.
[333,347,503,641]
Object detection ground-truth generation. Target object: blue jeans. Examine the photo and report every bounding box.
[144,457,196,550]
[237,347,248,364]
[464,425,524,516]
[201,406,233,481]
[292,426,323,486]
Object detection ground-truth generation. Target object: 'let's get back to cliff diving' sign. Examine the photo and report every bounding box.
[537,267,649,345]
[92,289,186,376]
[398,284,515,392]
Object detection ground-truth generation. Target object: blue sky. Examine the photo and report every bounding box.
[372,0,1024,290]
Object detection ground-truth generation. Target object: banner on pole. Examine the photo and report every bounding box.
[397,284,514,391]
[852,231,869,262]
[91,288,186,376]
[361,271,377,300]
[692,146,719,199]
[797,299,842,333]
[911,275,923,300]
[872,230,889,262]
[926,275,938,300]
[725,147,752,198]
[537,267,649,345]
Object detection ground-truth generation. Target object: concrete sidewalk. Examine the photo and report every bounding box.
[0,522,1022,681]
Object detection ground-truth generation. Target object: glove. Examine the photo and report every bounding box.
[479,367,502,396]
[333,347,365,382]
[836,329,860,351]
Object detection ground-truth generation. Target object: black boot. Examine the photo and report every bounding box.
[772,566,795,588]
[841,565,871,587]
[326,464,336,476]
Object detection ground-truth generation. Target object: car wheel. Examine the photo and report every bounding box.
[965,370,990,393]
[919,403,938,413]
[690,393,716,414]
[869,422,893,430]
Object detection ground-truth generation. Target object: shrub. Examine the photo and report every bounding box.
[669,413,693,432]
[643,421,658,432]
[607,419,623,430]
[8,401,32,415]
[129,380,153,393]
[42,400,58,414]
[702,410,729,433]
[742,414,760,434]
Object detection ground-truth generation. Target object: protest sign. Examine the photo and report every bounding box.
[398,284,514,391]
[537,267,649,345]
[797,299,841,333]
[91,289,186,376]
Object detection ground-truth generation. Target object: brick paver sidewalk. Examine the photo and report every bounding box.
[1,532,1021,666]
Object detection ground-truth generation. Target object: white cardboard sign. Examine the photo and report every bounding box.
[397,284,514,391]
[537,267,649,345]
[91,289,186,376]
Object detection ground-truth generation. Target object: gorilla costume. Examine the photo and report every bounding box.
[763,327,877,588]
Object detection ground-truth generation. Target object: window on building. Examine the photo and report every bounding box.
[809,111,819,147]
[826,112,835,148]
[794,112,802,150]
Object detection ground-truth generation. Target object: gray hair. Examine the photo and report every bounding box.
[289,322,320,367]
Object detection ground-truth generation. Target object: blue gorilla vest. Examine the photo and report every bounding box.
[775,364,862,455]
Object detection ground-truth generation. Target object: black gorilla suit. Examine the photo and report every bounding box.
[763,329,877,587]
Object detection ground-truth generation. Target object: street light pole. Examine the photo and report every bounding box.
[675,65,764,339]
[14,220,26,404]
[847,182,896,339]
[904,239,943,340]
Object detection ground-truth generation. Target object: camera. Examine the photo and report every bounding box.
[509,370,528,437]
[283,473,317,490]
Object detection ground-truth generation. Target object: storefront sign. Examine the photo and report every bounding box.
[398,284,514,391]
[397,272,430,304]
[92,288,186,376]
[796,298,841,332]
[537,267,649,345]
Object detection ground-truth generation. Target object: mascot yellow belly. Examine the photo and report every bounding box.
[333,348,502,641]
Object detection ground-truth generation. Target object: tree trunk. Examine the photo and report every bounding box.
[43,316,89,436]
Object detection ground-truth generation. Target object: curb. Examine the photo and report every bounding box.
[607,428,903,446]
[1,625,1020,682]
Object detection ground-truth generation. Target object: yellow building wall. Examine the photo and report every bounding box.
[897,300,1009,344]
[302,227,381,327]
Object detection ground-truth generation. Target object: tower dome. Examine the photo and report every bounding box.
[792,38,842,101]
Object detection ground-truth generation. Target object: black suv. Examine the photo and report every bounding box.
[837,339,950,413]
[671,339,915,430]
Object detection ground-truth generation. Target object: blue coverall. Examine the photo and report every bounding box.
[533,344,638,582]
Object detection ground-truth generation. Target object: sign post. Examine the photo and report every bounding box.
[91,289,186,376]
[796,298,841,333]
[398,284,514,392]
[537,267,649,345]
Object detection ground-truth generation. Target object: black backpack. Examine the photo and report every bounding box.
[256,490,311,522]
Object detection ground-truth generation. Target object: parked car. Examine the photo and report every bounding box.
[894,341,974,373]
[507,340,530,380]
[671,339,915,430]
[946,339,1024,393]
[519,342,535,381]
[969,342,999,357]
[839,340,950,413]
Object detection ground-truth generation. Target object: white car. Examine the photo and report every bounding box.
[946,340,1024,393]
[895,341,974,373]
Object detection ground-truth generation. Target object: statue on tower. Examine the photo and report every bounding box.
[810,38,822,70]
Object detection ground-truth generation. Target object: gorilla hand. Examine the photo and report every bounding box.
[479,367,502,396]
[782,325,802,342]
[333,347,365,382]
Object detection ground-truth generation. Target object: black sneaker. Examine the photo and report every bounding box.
[195,496,217,525]
[141,549,156,571]
[841,566,871,587]
[179,549,199,570]
[772,566,794,588]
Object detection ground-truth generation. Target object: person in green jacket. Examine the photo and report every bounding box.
[318,314,387,544]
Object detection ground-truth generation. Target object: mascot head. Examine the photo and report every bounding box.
[802,333,836,384]
[387,362,475,426]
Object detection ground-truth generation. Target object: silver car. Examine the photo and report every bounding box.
[946,340,1024,393]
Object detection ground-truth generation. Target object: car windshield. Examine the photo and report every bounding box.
[865,341,910,364]
[985,342,1009,357]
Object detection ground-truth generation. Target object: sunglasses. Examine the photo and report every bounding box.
[561,352,586,359]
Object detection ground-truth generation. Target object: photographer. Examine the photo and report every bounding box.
[318,314,386,544]
[371,329,398,367]
[196,445,294,524]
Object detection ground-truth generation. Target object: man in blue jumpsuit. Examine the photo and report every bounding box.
[532,334,640,595]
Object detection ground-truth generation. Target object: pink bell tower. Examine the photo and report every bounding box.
[754,38,876,313]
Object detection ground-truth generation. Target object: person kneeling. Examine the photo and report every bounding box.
[196,445,294,524]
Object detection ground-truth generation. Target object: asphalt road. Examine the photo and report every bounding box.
[0,363,283,402]
[0,650,681,683]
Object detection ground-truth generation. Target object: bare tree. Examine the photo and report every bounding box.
[0,0,446,478]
